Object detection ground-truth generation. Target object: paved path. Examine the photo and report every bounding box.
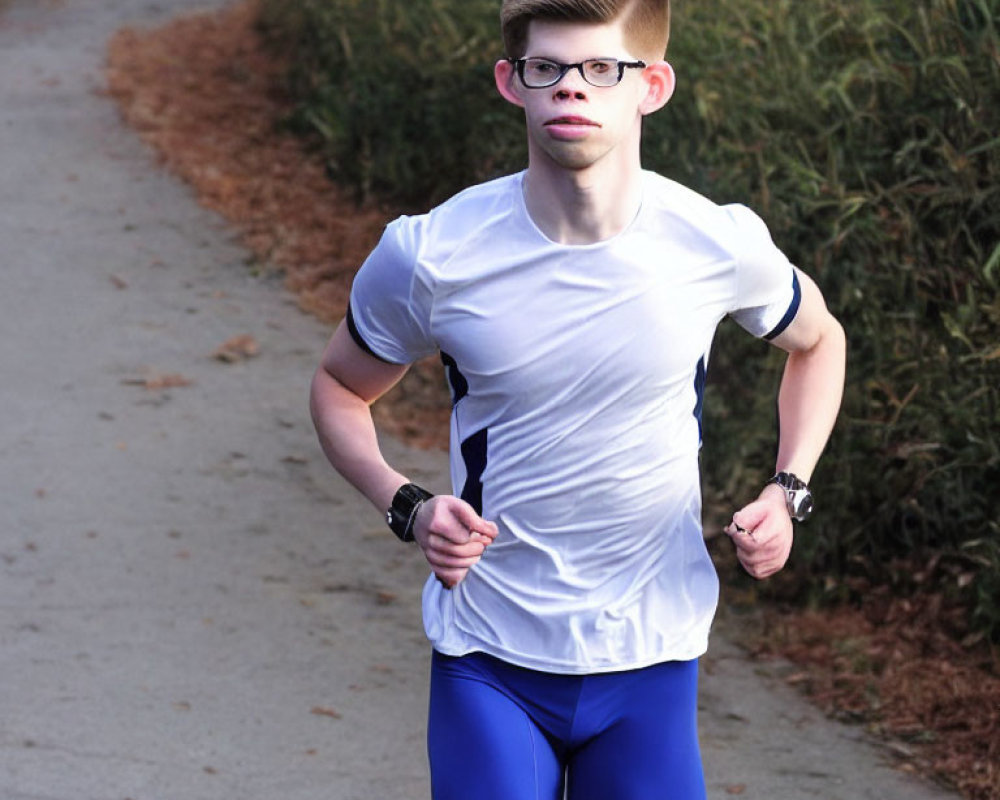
[0,1,960,798]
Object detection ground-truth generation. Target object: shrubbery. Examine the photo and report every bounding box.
[257,0,523,206]
[652,0,1000,642]
[259,0,1000,641]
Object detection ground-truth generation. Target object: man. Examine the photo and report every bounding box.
[309,0,846,797]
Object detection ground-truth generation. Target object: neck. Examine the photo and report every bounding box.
[522,155,644,246]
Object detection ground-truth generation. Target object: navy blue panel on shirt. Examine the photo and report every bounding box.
[460,428,488,515]
[693,356,707,444]
[441,351,469,406]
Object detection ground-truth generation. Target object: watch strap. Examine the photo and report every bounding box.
[386,483,434,542]
[766,472,813,522]
[767,471,808,492]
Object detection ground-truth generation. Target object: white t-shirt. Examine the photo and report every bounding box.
[349,170,800,674]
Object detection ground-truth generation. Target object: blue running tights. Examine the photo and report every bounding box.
[428,650,707,800]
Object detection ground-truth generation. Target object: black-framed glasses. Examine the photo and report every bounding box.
[510,57,647,88]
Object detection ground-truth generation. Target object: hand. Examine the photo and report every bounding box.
[412,495,498,589]
[724,483,794,579]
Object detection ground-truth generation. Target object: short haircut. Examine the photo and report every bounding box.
[500,0,671,62]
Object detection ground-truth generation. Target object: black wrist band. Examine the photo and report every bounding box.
[386,483,434,542]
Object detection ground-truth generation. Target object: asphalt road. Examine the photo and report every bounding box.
[0,1,962,798]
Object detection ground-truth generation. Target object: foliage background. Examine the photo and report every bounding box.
[259,0,1000,641]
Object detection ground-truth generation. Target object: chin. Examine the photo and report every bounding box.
[543,144,604,172]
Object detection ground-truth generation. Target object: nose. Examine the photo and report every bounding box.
[553,65,589,100]
[554,85,588,100]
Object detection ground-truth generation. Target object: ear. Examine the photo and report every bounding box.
[494,59,525,108]
[638,61,676,116]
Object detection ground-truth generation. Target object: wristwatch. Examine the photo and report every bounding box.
[767,472,814,522]
[386,483,434,542]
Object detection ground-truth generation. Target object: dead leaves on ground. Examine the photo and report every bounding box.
[104,0,387,327]
[104,0,451,451]
[119,335,259,396]
[752,596,1000,800]
[309,706,342,720]
[122,371,193,391]
[213,334,259,362]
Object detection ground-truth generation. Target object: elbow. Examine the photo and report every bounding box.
[808,310,846,360]
[309,368,324,434]
[309,365,338,431]
[827,314,847,360]
[815,314,847,390]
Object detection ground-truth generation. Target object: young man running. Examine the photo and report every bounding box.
[310,1,846,797]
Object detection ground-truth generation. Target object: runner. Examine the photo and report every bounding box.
[310,1,846,797]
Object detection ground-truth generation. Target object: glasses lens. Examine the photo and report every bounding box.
[582,59,621,87]
[522,58,562,87]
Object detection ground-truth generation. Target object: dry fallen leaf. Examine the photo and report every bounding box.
[122,372,194,390]
[213,334,259,362]
[310,706,342,720]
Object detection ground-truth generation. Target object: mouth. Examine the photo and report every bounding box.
[544,115,600,128]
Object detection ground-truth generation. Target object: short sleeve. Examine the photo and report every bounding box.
[347,216,437,364]
[724,204,801,340]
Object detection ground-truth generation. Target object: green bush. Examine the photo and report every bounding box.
[648,0,1000,640]
[257,0,524,207]
[260,0,1000,640]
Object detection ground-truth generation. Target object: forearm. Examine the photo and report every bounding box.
[309,329,496,588]
[309,366,408,513]
[774,316,846,483]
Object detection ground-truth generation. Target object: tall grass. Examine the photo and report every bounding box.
[650,0,1000,639]
[260,0,1000,640]
[257,0,523,207]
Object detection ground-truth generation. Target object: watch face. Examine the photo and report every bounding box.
[792,490,814,521]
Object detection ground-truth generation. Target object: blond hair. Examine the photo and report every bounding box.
[500,0,671,62]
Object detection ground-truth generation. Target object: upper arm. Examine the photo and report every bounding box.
[768,268,843,354]
[317,320,410,404]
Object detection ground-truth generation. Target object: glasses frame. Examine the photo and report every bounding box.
[509,57,648,89]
